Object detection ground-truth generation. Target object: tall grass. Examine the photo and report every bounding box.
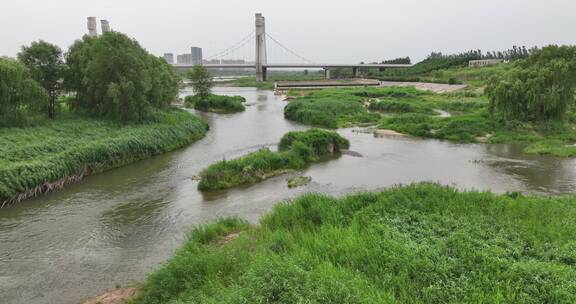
[198,129,349,191]
[139,183,576,304]
[284,98,366,129]
[184,94,246,113]
[0,109,208,205]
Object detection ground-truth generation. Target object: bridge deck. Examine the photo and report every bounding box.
[173,63,413,69]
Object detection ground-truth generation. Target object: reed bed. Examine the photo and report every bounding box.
[0,109,208,206]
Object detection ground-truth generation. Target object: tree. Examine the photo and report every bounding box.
[17,41,63,119]
[148,56,181,111]
[486,45,576,122]
[64,32,180,122]
[0,58,47,126]
[188,65,213,98]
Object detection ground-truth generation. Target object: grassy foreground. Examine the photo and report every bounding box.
[198,129,349,191]
[184,94,246,113]
[139,183,576,303]
[0,109,208,205]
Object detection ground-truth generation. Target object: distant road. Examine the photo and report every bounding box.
[380,81,467,93]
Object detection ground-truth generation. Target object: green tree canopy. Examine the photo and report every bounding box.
[17,41,64,119]
[0,57,48,126]
[64,32,180,122]
[486,45,576,122]
[188,65,213,98]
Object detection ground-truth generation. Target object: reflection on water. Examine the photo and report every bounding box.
[2,87,576,304]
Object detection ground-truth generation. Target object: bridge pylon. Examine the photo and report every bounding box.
[255,13,267,82]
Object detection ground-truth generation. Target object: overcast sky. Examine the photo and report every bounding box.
[1,0,574,63]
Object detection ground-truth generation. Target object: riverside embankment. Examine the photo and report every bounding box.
[0,109,208,207]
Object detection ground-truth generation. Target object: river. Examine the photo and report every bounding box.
[2,87,576,304]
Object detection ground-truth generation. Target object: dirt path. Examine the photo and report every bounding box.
[82,287,139,304]
[380,81,467,93]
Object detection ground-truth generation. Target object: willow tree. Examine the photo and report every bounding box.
[486,45,576,122]
[0,58,47,126]
[64,32,180,122]
[17,41,64,119]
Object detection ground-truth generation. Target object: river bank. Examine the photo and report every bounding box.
[138,183,576,303]
[5,88,576,304]
[0,109,208,207]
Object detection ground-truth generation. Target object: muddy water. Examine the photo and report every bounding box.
[2,87,576,304]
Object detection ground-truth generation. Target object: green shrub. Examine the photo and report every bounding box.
[185,94,246,113]
[380,113,434,137]
[279,128,350,155]
[433,115,493,142]
[284,98,365,129]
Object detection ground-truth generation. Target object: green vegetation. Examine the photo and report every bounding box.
[17,40,64,119]
[64,32,180,123]
[487,45,576,122]
[287,175,311,188]
[0,109,208,206]
[184,94,246,113]
[284,83,576,157]
[185,66,246,113]
[284,88,390,128]
[198,129,349,191]
[139,183,576,304]
[364,47,534,85]
[0,31,207,204]
[188,65,214,98]
[0,58,48,126]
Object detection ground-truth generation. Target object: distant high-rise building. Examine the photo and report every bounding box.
[87,17,98,37]
[177,54,193,65]
[163,53,174,64]
[101,20,111,33]
[191,47,203,65]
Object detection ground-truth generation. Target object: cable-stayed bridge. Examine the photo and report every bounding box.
[173,13,412,82]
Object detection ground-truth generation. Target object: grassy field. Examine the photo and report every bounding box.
[184,94,246,113]
[138,183,576,304]
[198,129,349,191]
[283,87,576,157]
[0,109,208,205]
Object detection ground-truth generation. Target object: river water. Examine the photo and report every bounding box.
[2,87,576,304]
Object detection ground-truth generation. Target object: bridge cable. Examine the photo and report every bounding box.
[206,31,256,61]
[266,33,313,63]
[213,36,255,62]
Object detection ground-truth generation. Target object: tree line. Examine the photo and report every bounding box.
[426,46,536,61]
[0,31,180,126]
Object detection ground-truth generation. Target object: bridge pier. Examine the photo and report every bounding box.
[352,67,359,78]
[255,13,268,82]
[324,68,331,80]
[260,67,267,82]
